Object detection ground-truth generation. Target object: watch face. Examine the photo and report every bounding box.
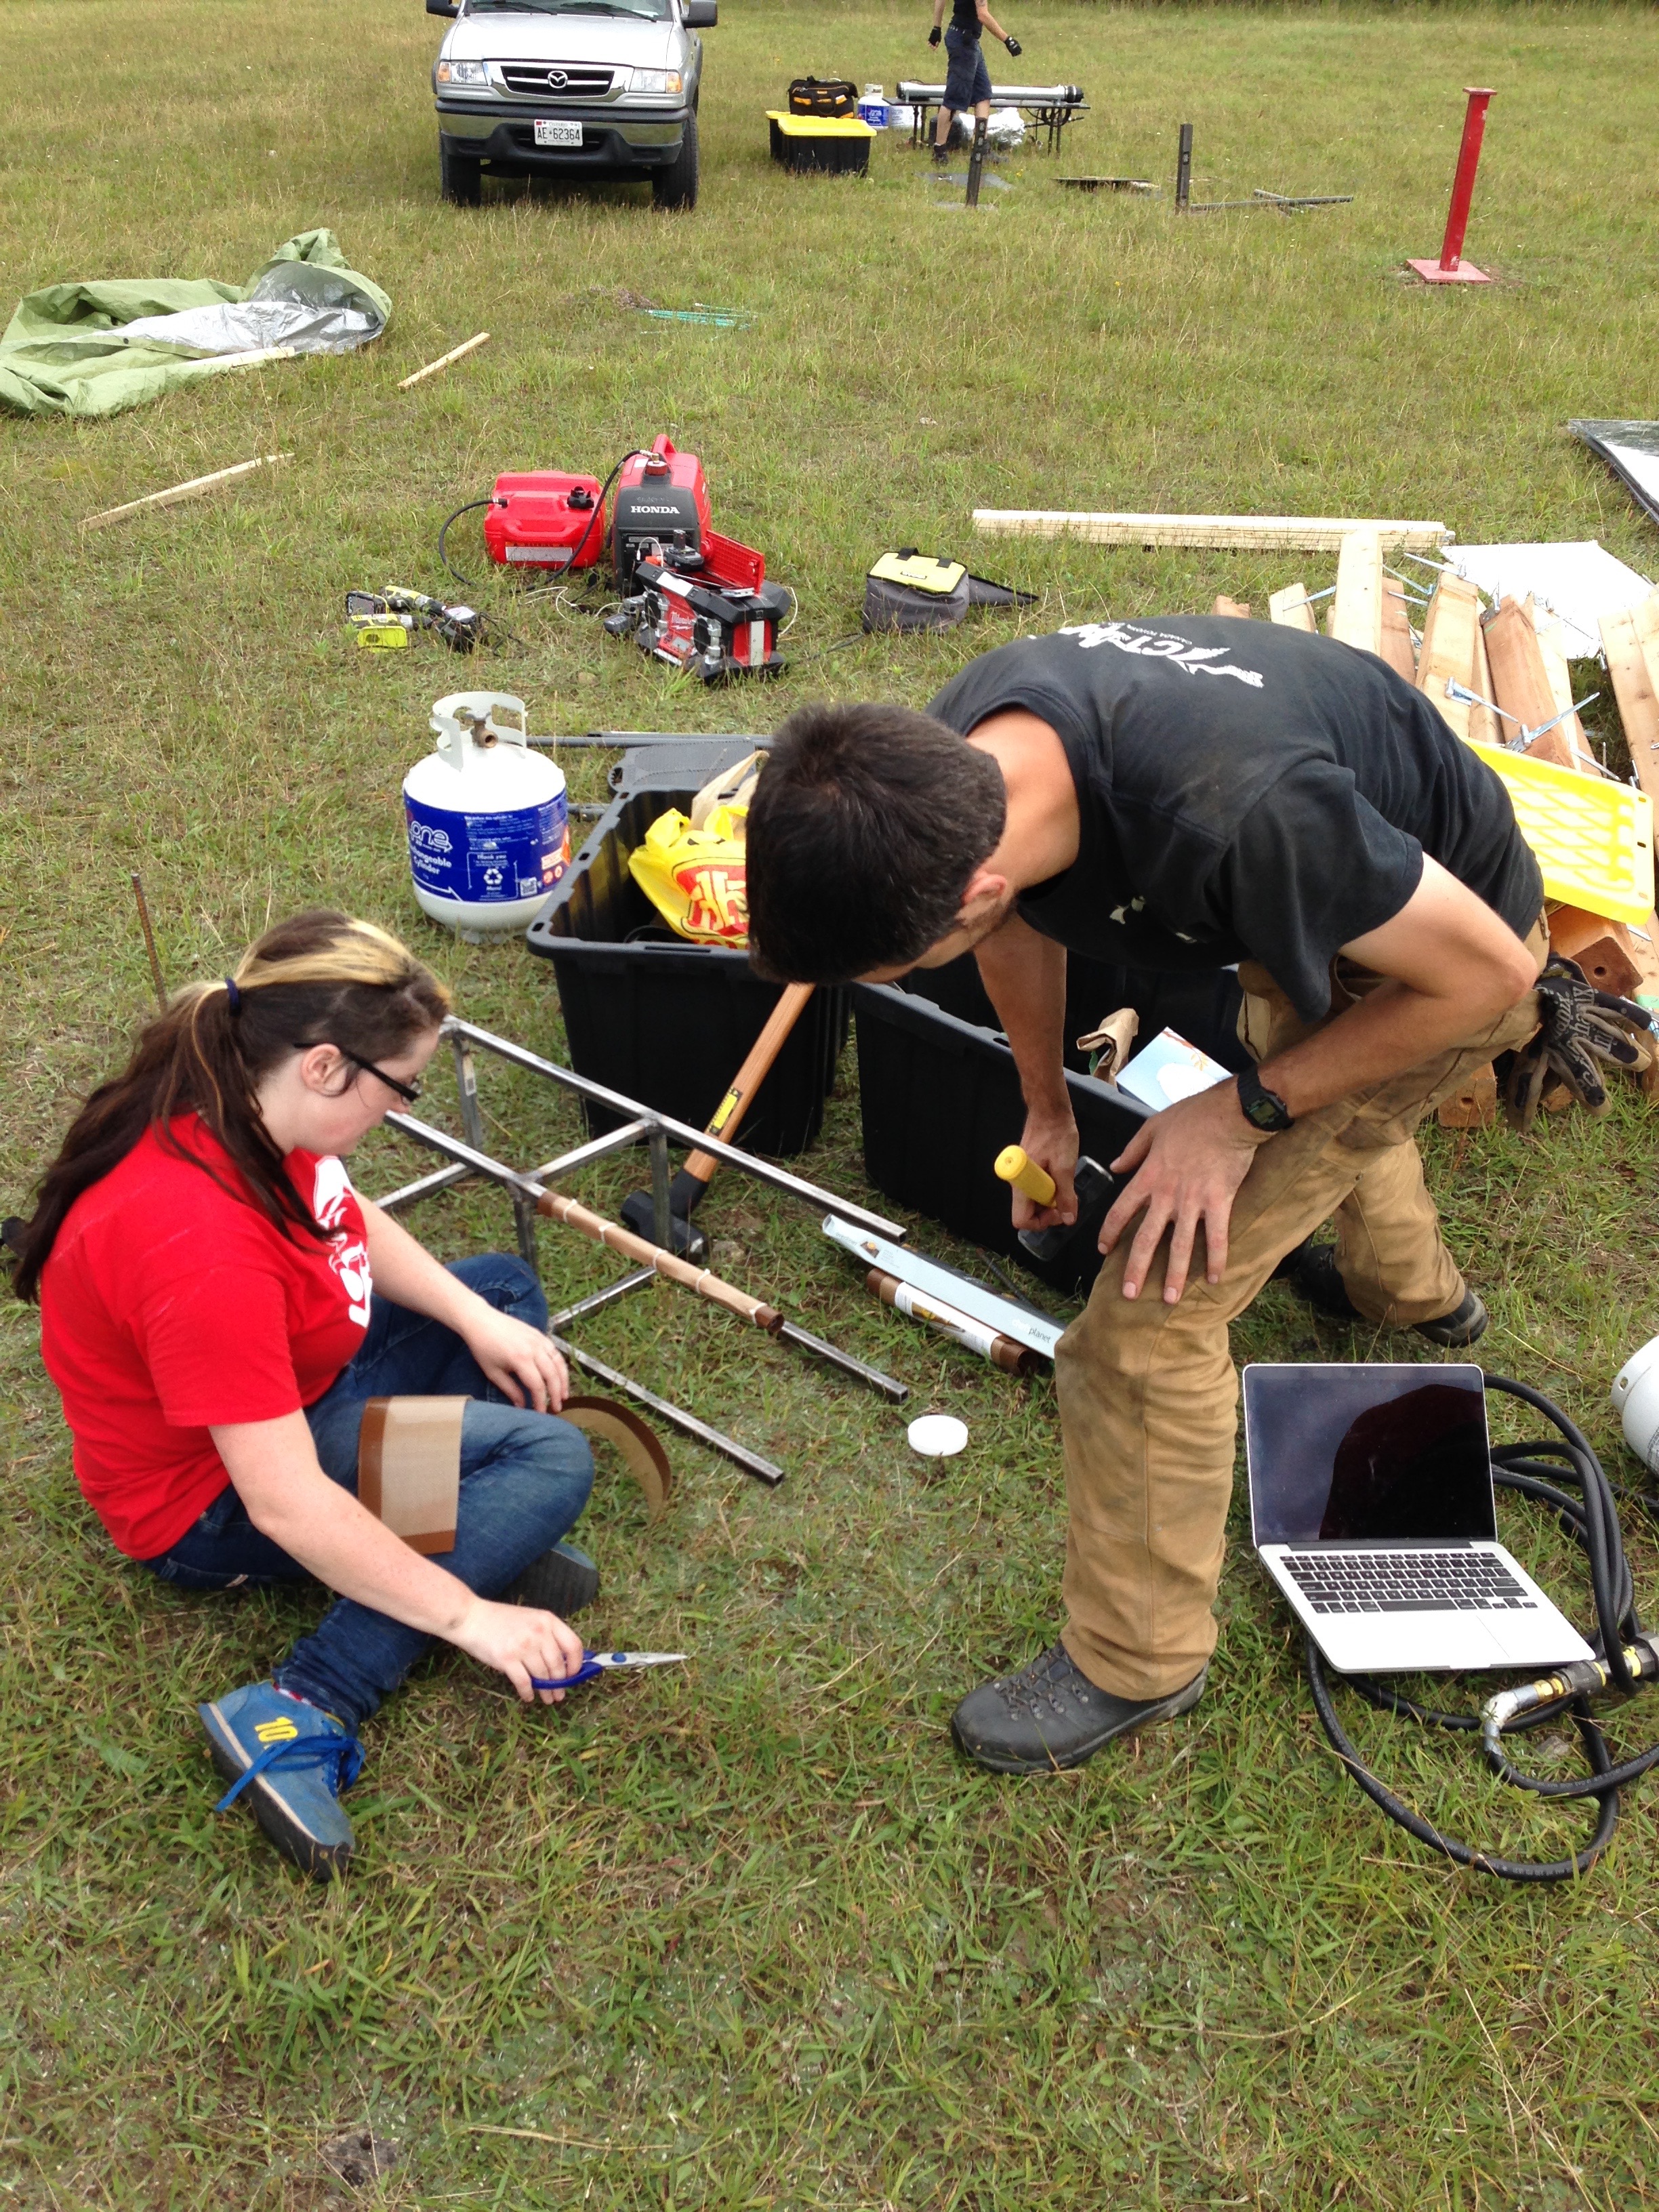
[1246,1094,1281,1130]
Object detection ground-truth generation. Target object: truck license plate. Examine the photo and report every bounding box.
[534,118,583,147]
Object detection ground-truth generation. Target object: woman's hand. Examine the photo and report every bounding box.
[1101,1082,1271,1300]
[462,1305,570,1412]
[453,1595,586,1702]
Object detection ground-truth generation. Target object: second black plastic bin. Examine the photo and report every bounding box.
[525,756,848,1156]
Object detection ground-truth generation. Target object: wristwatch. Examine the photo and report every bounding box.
[1236,1064,1294,1133]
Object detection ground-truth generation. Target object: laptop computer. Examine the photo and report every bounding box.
[1243,1361,1593,1674]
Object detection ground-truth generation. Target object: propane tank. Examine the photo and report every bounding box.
[403,692,570,938]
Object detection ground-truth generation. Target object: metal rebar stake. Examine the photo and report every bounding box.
[966,116,987,208]
[1175,121,1193,211]
[549,1332,784,1486]
[453,1036,485,1151]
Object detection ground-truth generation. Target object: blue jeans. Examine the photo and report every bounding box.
[942,26,992,113]
[142,1254,594,1729]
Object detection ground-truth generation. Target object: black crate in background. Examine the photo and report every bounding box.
[853,956,1246,1297]
[525,763,848,1155]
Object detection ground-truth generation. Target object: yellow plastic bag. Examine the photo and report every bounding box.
[628,802,750,945]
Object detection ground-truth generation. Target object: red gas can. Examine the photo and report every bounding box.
[483,472,607,571]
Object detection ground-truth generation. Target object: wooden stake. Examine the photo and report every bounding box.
[130,874,167,1010]
[1600,596,1659,808]
[1437,1064,1496,1128]
[1212,594,1252,619]
[397,331,491,390]
[1483,596,1576,769]
[1268,581,1318,632]
[1416,575,1483,739]
[81,452,293,531]
[1329,527,1382,656]
[1379,583,1418,682]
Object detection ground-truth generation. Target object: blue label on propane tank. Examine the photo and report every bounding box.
[405,790,570,905]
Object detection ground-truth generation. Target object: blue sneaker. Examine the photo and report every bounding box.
[199,1682,363,1881]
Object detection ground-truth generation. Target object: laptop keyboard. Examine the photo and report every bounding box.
[1279,1549,1538,1614]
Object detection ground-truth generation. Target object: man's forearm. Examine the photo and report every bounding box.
[1260,974,1528,1121]
[973,913,1071,1118]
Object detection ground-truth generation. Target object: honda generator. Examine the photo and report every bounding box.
[610,436,712,590]
[481,471,606,571]
[605,530,792,683]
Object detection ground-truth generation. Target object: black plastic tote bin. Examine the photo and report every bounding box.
[851,954,1247,1296]
[525,775,847,1155]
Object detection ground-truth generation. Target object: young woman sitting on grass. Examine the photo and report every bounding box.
[12,909,597,1882]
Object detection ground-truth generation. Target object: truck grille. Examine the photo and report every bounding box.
[497,63,615,98]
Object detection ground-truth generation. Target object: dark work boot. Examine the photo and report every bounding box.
[932,141,951,165]
[1288,1242,1488,1347]
[951,1642,1207,1775]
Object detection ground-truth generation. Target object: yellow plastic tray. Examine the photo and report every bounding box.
[1466,739,1655,926]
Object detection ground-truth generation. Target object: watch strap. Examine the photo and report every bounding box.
[1236,1063,1294,1132]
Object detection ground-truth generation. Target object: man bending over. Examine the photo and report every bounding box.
[745,617,1555,1775]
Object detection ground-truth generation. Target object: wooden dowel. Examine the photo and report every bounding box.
[81,451,293,531]
[130,874,167,1011]
[398,331,491,390]
[537,1190,783,1331]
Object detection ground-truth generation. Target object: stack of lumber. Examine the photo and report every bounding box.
[1226,565,1659,1126]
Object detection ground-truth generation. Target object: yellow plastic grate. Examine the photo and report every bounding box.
[1465,739,1656,927]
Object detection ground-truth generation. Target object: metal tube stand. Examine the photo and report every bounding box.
[1408,88,1495,284]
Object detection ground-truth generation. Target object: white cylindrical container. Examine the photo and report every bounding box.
[403,692,570,937]
[1612,1336,1659,1473]
[857,83,890,127]
[889,101,916,133]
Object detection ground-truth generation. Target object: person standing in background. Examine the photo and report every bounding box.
[928,0,1021,165]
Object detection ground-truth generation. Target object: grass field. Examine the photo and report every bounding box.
[5,1,1659,2205]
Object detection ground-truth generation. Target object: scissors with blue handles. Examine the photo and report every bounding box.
[530,1650,687,1691]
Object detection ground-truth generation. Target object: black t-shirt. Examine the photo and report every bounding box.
[949,0,983,39]
[926,617,1543,1021]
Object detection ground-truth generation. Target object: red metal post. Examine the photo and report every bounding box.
[1408,87,1495,286]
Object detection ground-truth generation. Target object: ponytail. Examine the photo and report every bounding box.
[11,909,452,1301]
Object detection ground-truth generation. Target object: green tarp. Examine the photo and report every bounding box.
[0,229,391,419]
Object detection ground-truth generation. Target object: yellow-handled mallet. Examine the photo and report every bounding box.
[994,1145,1057,1207]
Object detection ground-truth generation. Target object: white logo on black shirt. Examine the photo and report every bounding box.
[1059,620,1265,689]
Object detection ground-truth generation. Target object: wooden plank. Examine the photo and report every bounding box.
[1379,579,1417,681]
[81,451,295,531]
[1467,617,1501,748]
[1330,527,1382,656]
[1545,907,1643,998]
[398,331,491,391]
[1268,581,1318,632]
[1416,576,1483,740]
[1601,599,1659,808]
[1212,594,1252,618]
[970,510,1452,552]
[1483,596,1574,767]
[1532,607,1591,766]
[1438,1065,1496,1129]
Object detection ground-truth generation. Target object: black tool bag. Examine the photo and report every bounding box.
[863,550,1038,634]
[788,77,859,118]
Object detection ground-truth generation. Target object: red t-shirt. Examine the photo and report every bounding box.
[39,1116,374,1560]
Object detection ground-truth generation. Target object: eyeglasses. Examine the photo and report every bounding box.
[337,1048,423,1107]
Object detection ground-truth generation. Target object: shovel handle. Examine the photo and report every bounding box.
[683,983,816,1186]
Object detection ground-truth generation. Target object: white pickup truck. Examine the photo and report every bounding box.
[426,0,715,211]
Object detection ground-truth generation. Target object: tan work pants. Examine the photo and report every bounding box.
[1054,926,1547,1702]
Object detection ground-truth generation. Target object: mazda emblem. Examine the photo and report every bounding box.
[546,68,568,88]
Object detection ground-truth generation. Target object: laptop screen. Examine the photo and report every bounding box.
[1244,1363,1496,1546]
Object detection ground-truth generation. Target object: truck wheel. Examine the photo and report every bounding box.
[440,138,483,207]
[651,113,699,210]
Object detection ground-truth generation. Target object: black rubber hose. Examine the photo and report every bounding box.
[1307,1645,1620,1883]
[1304,1368,1658,1880]
[438,498,493,590]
